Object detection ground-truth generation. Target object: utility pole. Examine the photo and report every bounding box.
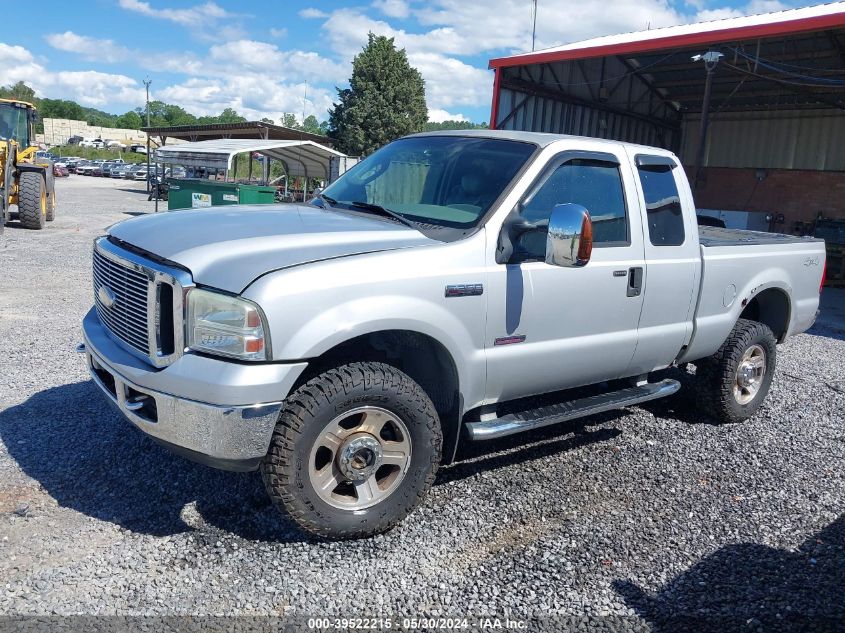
[143,77,152,194]
[531,0,538,51]
[692,51,723,189]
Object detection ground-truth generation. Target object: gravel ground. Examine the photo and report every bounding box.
[0,176,843,630]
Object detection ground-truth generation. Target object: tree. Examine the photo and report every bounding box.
[0,81,37,103]
[328,33,427,156]
[260,117,275,125]
[301,115,324,135]
[116,111,143,130]
[424,120,489,132]
[216,107,247,123]
[280,113,299,129]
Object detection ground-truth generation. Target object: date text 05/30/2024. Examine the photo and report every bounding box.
[307,617,529,630]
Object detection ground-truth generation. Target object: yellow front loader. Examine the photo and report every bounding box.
[0,98,56,234]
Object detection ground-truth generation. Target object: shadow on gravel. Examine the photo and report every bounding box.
[442,412,624,485]
[807,322,845,342]
[0,380,310,543]
[614,514,845,632]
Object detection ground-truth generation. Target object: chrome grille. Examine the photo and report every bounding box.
[93,248,151,355]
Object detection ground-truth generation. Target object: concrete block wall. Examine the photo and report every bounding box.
[41,118,146,146]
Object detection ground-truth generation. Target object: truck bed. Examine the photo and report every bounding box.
[698,226,822,248]
[679,226,826,364]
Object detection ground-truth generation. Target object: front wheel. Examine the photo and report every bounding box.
[261,362,442,539]
[17,171,47,230]
[696,318,777,423]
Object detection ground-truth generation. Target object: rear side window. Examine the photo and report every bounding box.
[637,164,685,246]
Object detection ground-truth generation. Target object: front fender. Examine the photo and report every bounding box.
[243,236,489,410]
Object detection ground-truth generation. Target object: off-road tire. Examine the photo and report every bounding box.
[17,171,47,230]
[261,362,442,539]
[696,318,777,424]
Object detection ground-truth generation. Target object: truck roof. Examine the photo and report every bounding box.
[408,128,673,153]
[0,97,37,109]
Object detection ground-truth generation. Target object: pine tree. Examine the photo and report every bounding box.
[329,33,427,156]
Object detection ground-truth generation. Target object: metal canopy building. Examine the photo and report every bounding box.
[488,2,845,232]
[141,121,334,147]
[154,139,347,180]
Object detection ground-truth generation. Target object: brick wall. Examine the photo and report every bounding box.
[686,166,845,230]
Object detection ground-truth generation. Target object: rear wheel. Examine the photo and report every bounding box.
[261,362,442,539]
[46,174,56,222]
[696,318,777,423]
[17,171,47,230]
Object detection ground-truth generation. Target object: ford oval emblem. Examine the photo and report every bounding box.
[98,285,117,309]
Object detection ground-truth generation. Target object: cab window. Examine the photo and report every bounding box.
[516,159,628,261]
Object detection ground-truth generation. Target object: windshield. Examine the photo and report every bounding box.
[320,135,535,230]
[0,103,29,145]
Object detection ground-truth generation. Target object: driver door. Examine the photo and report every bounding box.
[484,148,646,403]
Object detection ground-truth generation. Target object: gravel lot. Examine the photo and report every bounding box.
[1,176,843,629]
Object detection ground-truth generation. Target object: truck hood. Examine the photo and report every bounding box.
[109,204,435,292]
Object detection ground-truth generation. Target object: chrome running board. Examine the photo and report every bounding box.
[465,379,680,441]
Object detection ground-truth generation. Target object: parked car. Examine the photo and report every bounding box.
[129,144,147,154]
[124,164,144,179]
[106,140,127,149]
[67,135,84,145]
[82,131,826,539]
[133,166,154,181]
[91,162,106,177]
[77,161,97,176]
[53,163,69,177]
[110,164,129,178]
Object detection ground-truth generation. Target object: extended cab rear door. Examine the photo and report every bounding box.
[624,149,701,374]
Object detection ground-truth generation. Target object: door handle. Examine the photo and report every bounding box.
[627,267,643,297]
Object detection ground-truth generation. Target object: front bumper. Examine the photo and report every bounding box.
[82,308,307,471]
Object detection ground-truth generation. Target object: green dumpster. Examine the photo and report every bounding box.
[167,179,276,210]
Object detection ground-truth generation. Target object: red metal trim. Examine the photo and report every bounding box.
[488,12,845,69]
[489,68,501,130]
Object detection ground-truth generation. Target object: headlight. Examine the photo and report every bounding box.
[186,288,270,361]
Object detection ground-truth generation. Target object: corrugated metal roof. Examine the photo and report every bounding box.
[153,139,346,178]
[142,120,333,146]
[490,2,845,68]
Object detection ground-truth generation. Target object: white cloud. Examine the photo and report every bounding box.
[695,0,788,22]
[269,27,288,38]
[0,43,143,108]
[118,0,246,39]
[372,0,411,19]
[299,8,330,19]
[45,31,131,63]
[156,76,335,122]
[203,40,349,83]
[118,0,232,26]
[410,52,491,110]
[428,109,468,123]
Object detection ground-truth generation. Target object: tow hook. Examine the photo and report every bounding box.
[76,343,86,353]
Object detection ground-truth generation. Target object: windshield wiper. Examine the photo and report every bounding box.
[318,193,337,206]
[346,200,419,231]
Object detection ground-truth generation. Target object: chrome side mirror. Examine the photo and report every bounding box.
[545,203,593,267]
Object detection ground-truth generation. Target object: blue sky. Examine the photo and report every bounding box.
[0,0,799,124]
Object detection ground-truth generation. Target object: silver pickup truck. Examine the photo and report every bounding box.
[82,130,826,539]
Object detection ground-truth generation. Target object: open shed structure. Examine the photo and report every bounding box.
[488,2,845,233]
[142,120,335,147]
[154,138,350,183]
[153,138,355,211]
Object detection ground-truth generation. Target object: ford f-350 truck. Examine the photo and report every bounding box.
[81,131,826,539]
